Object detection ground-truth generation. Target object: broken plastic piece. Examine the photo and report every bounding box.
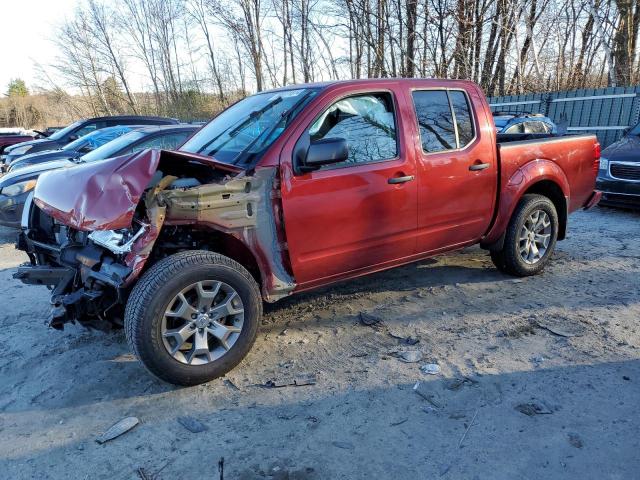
[95,416,140,444]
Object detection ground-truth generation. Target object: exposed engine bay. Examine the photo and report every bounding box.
[14,149,296,330]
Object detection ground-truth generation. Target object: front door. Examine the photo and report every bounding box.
[280,87,418,288]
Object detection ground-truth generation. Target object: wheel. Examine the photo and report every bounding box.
[490,194,558,277]
[125,250,262,386]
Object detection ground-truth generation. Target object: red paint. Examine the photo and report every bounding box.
[0,135,33,151]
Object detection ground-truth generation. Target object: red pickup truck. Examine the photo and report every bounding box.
[14,79,601,385]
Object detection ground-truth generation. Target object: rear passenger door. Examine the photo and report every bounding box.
[410,88,497,253]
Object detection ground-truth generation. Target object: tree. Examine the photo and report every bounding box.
[7,79,29,97]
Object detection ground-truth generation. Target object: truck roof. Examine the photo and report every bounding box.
[264,77,478,94]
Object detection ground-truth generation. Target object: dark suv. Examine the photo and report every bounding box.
[1,115,179,164]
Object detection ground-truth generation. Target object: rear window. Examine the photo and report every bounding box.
[412,90,475,153]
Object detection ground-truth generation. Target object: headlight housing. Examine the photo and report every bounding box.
[10,145,33,156]
[1,179,37,197]
[599,157,609,171]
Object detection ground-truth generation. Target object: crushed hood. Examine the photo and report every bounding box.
[33,149,243,231]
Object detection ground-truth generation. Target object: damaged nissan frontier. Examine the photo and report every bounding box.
[13,79,602,385]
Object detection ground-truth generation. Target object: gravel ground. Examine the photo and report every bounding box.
[0,206,638,479]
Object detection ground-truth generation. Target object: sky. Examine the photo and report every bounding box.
[0,0,78,94]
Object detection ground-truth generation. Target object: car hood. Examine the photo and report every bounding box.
[10,150,78,169]
[5,138,57,153]
[33,149,243,231]
[0,159,74,188]
[602,135,640,163]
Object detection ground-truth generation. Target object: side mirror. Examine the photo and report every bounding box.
[79,144,92,153]
[300,137,349,172]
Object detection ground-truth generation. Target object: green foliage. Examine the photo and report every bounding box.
[7,79,29,97]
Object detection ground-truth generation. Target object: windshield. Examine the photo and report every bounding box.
[180,88,318,165]
[80,131,146,162]
[48,120,84,141]
[629,123,640,136]
[63,126,134,152]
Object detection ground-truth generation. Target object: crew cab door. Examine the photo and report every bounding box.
[279,86,418,288]
[408,86,497,252]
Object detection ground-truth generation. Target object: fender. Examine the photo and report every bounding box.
[482,158,570,246]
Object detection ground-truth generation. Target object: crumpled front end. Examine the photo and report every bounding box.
[14,149,296,330]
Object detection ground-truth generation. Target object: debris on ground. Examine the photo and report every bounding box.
[446,377,478,391]
[331,441,355,450]
[413,382,443,408]
[393,350,423,363]
[177,416,208,433]
[388,331,420,345]
[95,416,140,444]
[390,418,408,426]
[458,408,479,448]
[568,433,584,448]
[536,317,587,337]
[420,363,441,375]
[514,401,553,416]
[358,311,387,331]
[265,373,317,388]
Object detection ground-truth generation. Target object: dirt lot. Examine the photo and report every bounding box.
[0,206,638,479]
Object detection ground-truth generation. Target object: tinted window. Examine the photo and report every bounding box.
[412,91,456,152]
[75,121,106,138]
[122,131,193,154]
[309,93,397,167]
[181,88,317,165]
[449,91,474,147]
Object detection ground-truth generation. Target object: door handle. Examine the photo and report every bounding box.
[469,162,490,171]
[388,175,415,184]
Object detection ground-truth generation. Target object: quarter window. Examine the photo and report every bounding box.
[412,90,475,153]
[309,93,397,167]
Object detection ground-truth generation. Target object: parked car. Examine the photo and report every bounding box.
[14,79,601,385]
[493,112,557,134]
[596,122,640,208]
[0,125,197,228]
[0,131,37,156]
[1,115,179,165]
[6,125,138,172]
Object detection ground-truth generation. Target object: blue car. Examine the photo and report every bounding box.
[6,126,137,172]
[0,124,198,228]
[493,113,557,134]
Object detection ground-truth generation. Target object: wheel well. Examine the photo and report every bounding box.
[524,180,567,240]
[150,226,263,288]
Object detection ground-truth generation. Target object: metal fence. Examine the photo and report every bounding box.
[488,86,640,147]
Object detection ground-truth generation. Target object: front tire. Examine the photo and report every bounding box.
[125,250,262,386]
[490,194,559,277]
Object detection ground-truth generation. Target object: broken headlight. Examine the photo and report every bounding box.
[88,223,147,255]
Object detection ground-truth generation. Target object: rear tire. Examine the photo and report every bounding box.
[490,194,559,277]
[125,250,262,386]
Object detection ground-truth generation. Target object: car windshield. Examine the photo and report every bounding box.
[62,127,133,152]
[629,123,640,136]
[180,88,318,165]
[80,131,146,162]
[48,120,84,141]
